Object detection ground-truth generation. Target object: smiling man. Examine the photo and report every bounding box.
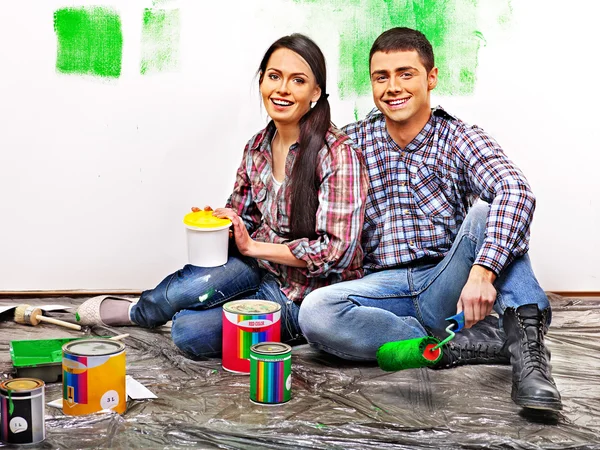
[298,27,562,411]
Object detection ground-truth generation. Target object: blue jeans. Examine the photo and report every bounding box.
[131,255,262,328]
[171,274,302,357]
[298,203,549,361]
[130,254,302,357]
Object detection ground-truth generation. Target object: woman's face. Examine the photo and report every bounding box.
[260,48,321,127]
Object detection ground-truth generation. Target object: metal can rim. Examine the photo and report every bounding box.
[250,342,291,355]
[0,377,45,393]
[62,338,125,356]
[223,299,282,315]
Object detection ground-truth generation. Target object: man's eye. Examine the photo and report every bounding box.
[401,72,413,78]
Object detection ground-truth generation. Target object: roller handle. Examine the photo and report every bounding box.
[35,314,82,331]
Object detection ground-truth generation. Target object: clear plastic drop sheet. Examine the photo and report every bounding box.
[0,294,599,449]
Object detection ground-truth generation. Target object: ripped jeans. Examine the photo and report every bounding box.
[130,255,302,357]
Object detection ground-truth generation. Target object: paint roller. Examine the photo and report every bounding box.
[14,304,82,331]
[377,312,465,371]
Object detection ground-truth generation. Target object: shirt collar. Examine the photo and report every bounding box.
[371,105,455,152]
[249,121,299,153]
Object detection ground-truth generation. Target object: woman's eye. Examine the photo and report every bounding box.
[293,78,305,84]
[268,74,279,80]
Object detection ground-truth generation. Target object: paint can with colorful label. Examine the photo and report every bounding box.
[249,342,292,405]
[62,339,126,415]
[0,378,45,445]
[222,300,281,373]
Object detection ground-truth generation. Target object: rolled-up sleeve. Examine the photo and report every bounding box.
[286,140,368,278]
[456,126,535,275]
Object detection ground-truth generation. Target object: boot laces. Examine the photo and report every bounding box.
[520,317,550,378]
[449,341,499,363]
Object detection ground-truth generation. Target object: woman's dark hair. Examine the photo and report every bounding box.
[258,34,330,240]
[369,27,434,72]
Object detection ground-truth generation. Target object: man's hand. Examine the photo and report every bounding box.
[213,208,255,256]
[457,265,497,328]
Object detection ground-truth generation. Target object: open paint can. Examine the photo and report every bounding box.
[183,210,232,267]
[0,378,45,444]
[222,300,281,373]
[62,339,126,415]
[250,342,292,405]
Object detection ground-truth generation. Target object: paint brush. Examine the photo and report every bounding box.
[14,304,82,331]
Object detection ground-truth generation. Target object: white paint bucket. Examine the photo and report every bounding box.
[183,211,232,267]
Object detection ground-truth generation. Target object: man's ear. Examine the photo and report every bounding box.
[428,67,438,91]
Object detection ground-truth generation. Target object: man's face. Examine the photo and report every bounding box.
[370,50,437,128]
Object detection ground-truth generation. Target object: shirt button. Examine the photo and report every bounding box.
[403,209,409,214]
[409,241,415,246]
[400,182,406,187]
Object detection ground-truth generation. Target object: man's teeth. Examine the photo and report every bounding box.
[388,98,408,106]
[272,99,293,106]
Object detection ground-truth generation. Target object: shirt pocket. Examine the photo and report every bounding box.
[410,165,454,220]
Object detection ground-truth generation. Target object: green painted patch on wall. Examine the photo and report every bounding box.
[140,8,181,75]
[54,7,123,78]
[295,0,497,98]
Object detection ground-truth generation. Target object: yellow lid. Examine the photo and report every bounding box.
[183,210,232,229]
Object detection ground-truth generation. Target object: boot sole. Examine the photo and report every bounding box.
[512,392,563,411]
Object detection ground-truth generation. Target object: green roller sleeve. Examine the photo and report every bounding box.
[377,336,443,371]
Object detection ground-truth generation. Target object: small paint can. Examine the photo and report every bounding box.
[222,300,281,373]
[249,342,292,405]
[0,378,45,445]
[62,339,126,415]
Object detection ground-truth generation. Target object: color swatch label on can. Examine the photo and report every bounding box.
[222,300,281,373]
[235,312,279,359]
[0,378,45,445]
[62,340,126,415]
[250,342,291,405]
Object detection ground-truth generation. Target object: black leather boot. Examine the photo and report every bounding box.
[429,315,510,370]
[503,304,562,410]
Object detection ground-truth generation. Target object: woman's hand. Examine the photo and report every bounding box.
[213,208,255,256]
[191,206,214,212]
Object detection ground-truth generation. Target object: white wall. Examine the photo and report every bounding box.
[1,0,598,291]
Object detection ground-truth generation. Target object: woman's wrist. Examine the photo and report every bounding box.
[242,239,260,258]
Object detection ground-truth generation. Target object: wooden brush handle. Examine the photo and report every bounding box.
[109,334,130,341]
[35,315,82,331]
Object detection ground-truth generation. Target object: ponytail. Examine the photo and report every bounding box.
[287,94,331,240]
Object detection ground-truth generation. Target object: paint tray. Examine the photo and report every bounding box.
[10,337,79,383]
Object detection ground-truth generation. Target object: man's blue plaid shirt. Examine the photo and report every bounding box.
[343,106,535,275]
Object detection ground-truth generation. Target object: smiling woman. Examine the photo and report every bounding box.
[256,36,330,240]
[76,34,369,360]
[260,49,321,129]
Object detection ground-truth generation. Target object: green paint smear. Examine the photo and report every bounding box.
[140,8,181,75]
[294,0,509,98]
[152,0,177,6]
[54,7,123,78]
